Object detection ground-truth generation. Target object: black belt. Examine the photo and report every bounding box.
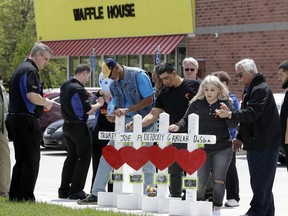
[9,112,38,119]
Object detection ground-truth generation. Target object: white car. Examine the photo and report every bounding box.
[273,92,286,164]
[273,92,285,114]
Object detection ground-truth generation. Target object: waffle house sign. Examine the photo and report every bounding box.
[73,4,136,20]
[34,0,195,41]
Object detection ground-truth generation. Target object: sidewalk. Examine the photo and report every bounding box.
[9,143,288,215]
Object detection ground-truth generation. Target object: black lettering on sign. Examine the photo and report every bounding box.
[73,8,85,21]
[107,4,135,19]
[137,134,142,141]
[119,134,132,142]
[73,6,104,21]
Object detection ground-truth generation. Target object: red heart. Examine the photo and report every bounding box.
[175,149,206,175]
[120,146,149,171]
[102,146,125,170]
[147,145,177,171]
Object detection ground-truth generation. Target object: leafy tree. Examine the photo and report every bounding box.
[0,0,67,89]
[0,0,36,87]
[40,58,67,89]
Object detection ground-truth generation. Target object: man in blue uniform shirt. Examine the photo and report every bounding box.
[6,42,53,201]
[58,64,104,199]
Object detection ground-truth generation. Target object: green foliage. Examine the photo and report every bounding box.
[0,0,36,87]
[0,197,143,216]
[40,58,67,89]
[0,0,67,89]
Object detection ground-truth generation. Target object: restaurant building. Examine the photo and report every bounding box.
[35,0,288,96]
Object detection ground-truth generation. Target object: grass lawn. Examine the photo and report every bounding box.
[0,197,142,216]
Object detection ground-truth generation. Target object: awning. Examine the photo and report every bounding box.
[43,34,186,57]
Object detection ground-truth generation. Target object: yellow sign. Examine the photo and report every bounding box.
[34,0,195,41]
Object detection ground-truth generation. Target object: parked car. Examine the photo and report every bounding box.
[39,87,100,145]
[273,92,286,164]
[40,88,61,134]
[273,93,284,115]
[43,114,96,150]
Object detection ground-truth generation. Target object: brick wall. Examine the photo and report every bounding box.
[196,0,288,26]
[188,0,288,98]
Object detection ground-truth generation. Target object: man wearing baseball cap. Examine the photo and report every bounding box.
[78,58,156,205]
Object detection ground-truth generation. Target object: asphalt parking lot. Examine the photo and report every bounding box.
[8,142,288,216]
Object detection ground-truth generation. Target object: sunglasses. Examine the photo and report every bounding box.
[184,68,196,72]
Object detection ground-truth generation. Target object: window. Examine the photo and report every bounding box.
[128,55,139,67]
[116,55,127,65]
[143,55,155,73]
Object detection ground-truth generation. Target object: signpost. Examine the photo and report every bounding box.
[90,48,96,87]
[155,46,161,65]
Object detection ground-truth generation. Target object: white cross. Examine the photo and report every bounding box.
[99,113,216,202]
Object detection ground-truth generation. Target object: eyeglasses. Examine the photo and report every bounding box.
[236,72,246,79]
[184,68,196,72]
[40,53,50,62]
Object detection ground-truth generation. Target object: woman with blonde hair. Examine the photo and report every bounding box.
[191,75,230,102]
[169,75,238,216]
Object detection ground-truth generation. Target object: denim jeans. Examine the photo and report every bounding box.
[197,146,232,207]
[91,118,156,196]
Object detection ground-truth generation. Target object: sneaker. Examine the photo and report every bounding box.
[212,208,221,216]
[77,194,98,205]
[68,191,88,200]
[224,199,239,207]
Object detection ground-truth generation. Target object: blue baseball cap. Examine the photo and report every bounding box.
[102,58,117,79]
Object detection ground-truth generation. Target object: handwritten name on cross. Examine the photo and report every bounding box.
[99,132,216,146]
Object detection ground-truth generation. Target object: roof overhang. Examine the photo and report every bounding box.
[43,34,186,57]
